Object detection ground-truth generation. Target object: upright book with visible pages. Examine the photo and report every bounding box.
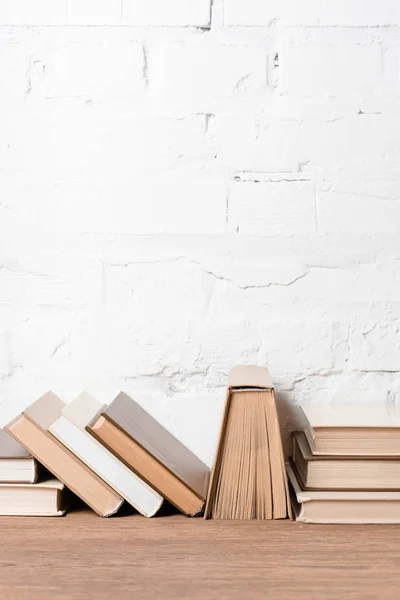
[287,462,400,524]
[300,404,400,456]
[0,429,38,483]
[87,392,209,516]
[5,393,124,517]
[205,366,292,520]
[0,478,69,516]
[50,392,164,517]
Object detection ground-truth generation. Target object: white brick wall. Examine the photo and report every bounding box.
[1,0,400,462]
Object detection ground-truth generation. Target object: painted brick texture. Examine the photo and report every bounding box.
[0,0,399,461]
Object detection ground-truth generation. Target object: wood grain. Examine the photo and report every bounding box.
[1,508,400,599]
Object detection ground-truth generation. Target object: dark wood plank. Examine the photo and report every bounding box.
[0,510,400,599]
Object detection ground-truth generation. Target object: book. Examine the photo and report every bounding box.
[50,392,164,517]
[0,429,38,483]
[5,392,124,517]
[292,431,400,490]
[87,392,209,516]
[287,462,400,524]
[300,404,400,456]
[205,366,292,520]
[0,478,69,516]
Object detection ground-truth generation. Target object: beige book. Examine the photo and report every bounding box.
[301,403,400,456]
[50,392,164,517]
[0,478,69,516]
[87,392,209,516]
[293,431,400,490]
[288,462,400,524]
[0,429,39,483]
[5,393,123,517]
[205,366,292,520]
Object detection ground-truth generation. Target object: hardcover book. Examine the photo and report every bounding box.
[292,431,400,490]
[0,478,69,516]
[205,366,292,520]
[50,392,164,517]
[300,403,400,456]
[0,429,38,483]
[288,462,400,524]
[5,392,124,517]
[87,392,209,516]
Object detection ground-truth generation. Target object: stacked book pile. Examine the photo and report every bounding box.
[289,404,400,524]
[0,430,68,516]
[0,366,292,520]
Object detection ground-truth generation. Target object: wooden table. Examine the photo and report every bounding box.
[1,508,399,599]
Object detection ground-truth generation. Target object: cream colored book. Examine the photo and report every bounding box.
[205,366,292,520]
[5,393,123,517]
[50,392,163,517]
[288,462,400,524]
[293,431,400,490]
[0,478,68,516]
[300,404,400,456]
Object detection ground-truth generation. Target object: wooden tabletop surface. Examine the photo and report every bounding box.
[1,507,400,599]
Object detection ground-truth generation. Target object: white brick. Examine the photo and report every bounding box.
[219,118,305,173]
[122,0,211,27]
[67,0,121,25]
[152,40,266,99]
[7,179,227,234]
[0,0,67,25]
[280,42,382,96]
[0,43,28,104]
[317,181,400,234]
[303,116,400,176]
[228,181,316,236]
[44,42,144,98]
[349,320,400,372]
[0,112,208,175]
[224,0,400,26]
[0,333,10,378]
[0,253,103,311]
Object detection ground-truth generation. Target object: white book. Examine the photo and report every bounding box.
[300,403,400,456]
[49,392,164,517]
[288,463,400,524]
[0,478,68,516]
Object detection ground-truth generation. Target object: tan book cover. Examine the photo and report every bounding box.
[0,429,38,483]
[292,431,400,490]
[300,404,400,456]
[5,393,123,517]
[287,462,400,524]
[87,392,209,516]
[205,366,292,520]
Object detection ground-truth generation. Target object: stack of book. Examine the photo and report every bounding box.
[0,430,68,516]
[4,391,210,517]
[289,404,400,523]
